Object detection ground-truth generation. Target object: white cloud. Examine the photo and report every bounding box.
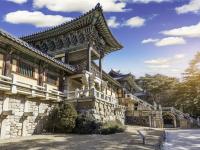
[155,37,186,47]
[175,0,200,14]
[7,0,27,4]
[144,54,185,70]
[124,16,145,28]
[132,0,172,4]
[161,22,200,38]
[33,0,127,13]
[148,65,170,69]
[107,16,120,28]
[144,58,169,65]
[4,10,73,28]
[142,37,186,47]
[141,38,159,44]
[174,54,185,59]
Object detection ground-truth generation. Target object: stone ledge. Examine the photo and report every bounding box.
[1,110,13,116]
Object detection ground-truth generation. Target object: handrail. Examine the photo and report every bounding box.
[0,74,12,81]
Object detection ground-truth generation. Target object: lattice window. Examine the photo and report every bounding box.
[41,43,48,53]
[56,39,64,49]
[71,34,78,45]
[48,41,56,51]
[18,61,34,78]
[78,33,85,43]
[65,36,71,47]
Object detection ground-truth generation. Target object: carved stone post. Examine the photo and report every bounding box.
[174,117,177,128]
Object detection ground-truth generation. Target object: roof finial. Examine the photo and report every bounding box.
[95,3,101,9]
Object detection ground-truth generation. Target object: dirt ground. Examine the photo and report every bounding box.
[0,126,164,150]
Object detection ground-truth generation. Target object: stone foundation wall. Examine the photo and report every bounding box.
[72,100,125,124]
[0,94,56,139]
[126,116,149,126]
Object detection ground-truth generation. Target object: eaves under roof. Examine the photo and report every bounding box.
[0,29,75,73]
[20,3,123,54]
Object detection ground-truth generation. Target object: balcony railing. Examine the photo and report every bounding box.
[67,88,120,105]
[0,74,125,109]
[0,74,64,101]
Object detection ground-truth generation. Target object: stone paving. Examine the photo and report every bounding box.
[163,129,200,150]
[0,126,164,150]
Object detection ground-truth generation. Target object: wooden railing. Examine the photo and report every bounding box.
[0,74,64,102]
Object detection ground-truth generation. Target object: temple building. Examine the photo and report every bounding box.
[0,4,163,139]
[109,70,163,127]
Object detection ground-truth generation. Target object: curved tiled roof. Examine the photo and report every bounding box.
[20,3,123,54]
[0,29,75,73]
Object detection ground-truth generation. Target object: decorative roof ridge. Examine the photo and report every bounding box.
[0,28,75,72]
[20,3,103,40]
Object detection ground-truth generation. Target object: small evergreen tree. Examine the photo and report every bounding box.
[57,103,78,133]
[47,103,78,133]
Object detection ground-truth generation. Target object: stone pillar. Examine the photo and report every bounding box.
[63,74,69,98]
[0,119,10,139]
[0,97,10,139]
[87,42,92,72]
[149,115,152,127]
[173,118,177,128]
[153,101,157,110]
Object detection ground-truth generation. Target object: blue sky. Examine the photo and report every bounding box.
[1,0,200,78]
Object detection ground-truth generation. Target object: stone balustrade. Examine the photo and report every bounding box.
[66,88,125,109]
[125,93,153,110]
[0,74,64,102]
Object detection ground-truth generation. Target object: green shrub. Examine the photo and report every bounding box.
[73,114,101,134]
[47,103,78,133]
[100,120,125,135]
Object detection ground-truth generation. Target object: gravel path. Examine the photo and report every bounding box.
[0,126,164,150]
[163,129,200,150]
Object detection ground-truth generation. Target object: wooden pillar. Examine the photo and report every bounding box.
[65,51,69,64]
[87,42,92,72]
[99,50,103,79]
[3,47,12,76]
[38,61,44,86]
[59,71,65,92]
[111,83,113,96]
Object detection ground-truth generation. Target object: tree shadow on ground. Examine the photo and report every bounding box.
[0,128,162,150]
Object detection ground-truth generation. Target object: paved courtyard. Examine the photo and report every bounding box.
[163,129,200,150]
[0,126,163,150]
